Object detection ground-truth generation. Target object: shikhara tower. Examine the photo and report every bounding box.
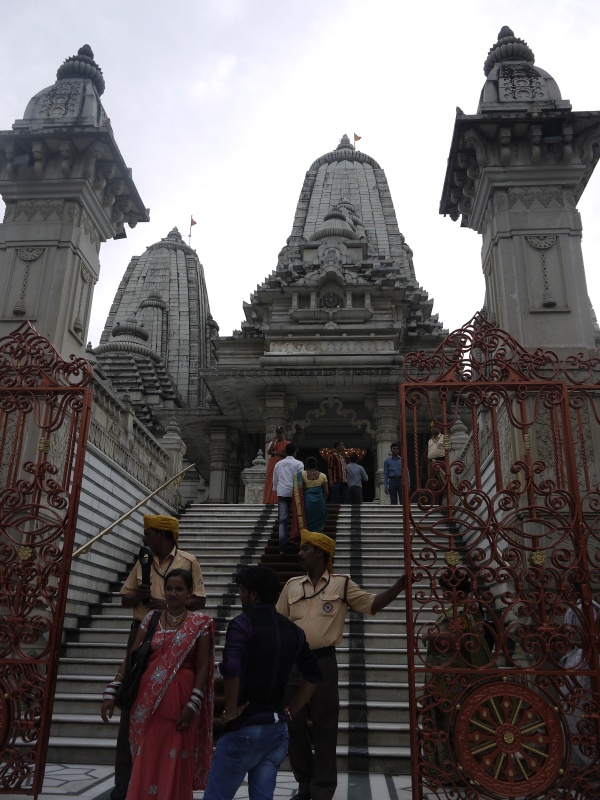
[96,134,444,501]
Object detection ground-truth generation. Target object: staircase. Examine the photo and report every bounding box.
[49,503,438,775]
[49,504,277,763]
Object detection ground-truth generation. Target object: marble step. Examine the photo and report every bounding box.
[46,735,411,773]
[52,693,409,723]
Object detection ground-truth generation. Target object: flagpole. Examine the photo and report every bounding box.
[189,215,196,246]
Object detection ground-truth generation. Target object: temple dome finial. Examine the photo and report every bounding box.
[56,45,105,95]
[336,134,354,152]
[483,27,535,76]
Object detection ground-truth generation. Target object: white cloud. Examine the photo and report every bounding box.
[188,54,238,99]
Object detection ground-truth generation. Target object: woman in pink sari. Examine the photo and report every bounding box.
[102,569,214,799]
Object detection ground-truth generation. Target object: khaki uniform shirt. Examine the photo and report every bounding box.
[120,546,206,621]
[428,435,445,460]
[276,572,375,650]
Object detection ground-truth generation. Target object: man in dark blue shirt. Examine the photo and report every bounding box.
[203,566,321,800]
[383,442,409,505]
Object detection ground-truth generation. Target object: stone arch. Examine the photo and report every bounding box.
[289,395,375,436]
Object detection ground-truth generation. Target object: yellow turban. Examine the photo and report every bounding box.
[143,514,179,545]
[301,529,336,572]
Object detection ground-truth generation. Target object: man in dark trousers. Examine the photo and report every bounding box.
[111,515,206,800]
[383,442,408,505]
[277,530,407,800]
[203,565,321,800]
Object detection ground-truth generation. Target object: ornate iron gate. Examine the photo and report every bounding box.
[401,315,600,800]
[0,322,92,796]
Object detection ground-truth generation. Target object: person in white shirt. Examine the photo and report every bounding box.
[346,453,368,505]
[272,442,304,554]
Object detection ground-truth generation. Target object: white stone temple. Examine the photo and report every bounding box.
[2,27,600,785]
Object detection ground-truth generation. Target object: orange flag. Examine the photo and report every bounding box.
[190,216,197,227]
[353,133,362,142]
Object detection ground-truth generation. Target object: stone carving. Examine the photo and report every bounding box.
[13,248,44,315]
[498,64,545,102]
[73,261,94,336]
[508,187,564,210]
[80,207,100,251]
[14,200,64,221]
[290,396,375,436]
[320,292,342,309]
[38,80,83,117]
[269,339,394,354]
[17,248,44,262]
[526,236,557,307]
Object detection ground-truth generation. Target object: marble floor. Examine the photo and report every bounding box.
[1,764,417,799]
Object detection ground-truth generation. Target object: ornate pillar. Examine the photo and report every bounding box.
[226,431,242,503]
[440,27,599,353]
[160,418,186,478]
[260,391,293,452]
[208,427,230,502]
[0,46,148,358]
[368,392,400,504]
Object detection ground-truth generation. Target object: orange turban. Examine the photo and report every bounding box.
[301,529,336,572]
[143,514,179,545]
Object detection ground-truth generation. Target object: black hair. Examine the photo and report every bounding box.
[349,453,358,462]
[391,442,399,449]
[333,441,341,448]
[306,456,317,469]
[235,565,281,604]
[164,568,194,591]
[285,442,297,456]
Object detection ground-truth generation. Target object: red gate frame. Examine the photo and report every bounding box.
[400,313,600,799]
[0,322,92,796]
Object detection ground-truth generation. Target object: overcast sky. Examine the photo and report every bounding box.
[1,0,599,347]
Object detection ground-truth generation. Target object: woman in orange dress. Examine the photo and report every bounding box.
[262,427,289,504]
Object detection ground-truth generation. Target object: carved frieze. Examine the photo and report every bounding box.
[37,80,83,118]
[14,199,65,221]
[269,339,395,354]
[498,64,546,102]
[508,187,565,210]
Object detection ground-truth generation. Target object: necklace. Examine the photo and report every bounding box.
[166,610,186,625]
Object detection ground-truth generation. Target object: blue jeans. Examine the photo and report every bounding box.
[277,496,292,551]
[203,723,289,800]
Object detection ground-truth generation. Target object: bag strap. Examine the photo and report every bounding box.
[140,609,161,644]
[343,575,349,603]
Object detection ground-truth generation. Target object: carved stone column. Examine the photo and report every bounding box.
[368,393,400,504]
[208,427,230,503]
[260,392,292,453]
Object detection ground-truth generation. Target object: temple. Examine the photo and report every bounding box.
[2,26,600,796]
[94,133,446,503]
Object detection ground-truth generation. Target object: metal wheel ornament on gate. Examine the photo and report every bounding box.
[0,322,92,795]
[401,314,600,800]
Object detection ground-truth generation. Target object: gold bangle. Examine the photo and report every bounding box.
[221,710,238,722]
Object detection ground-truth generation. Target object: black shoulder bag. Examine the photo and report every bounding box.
[115,610,161,712]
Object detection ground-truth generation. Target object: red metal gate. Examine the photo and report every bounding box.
[0,322,92,796]
[401,314,600,800]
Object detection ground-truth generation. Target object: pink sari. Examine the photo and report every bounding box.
[127,612,214,799]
